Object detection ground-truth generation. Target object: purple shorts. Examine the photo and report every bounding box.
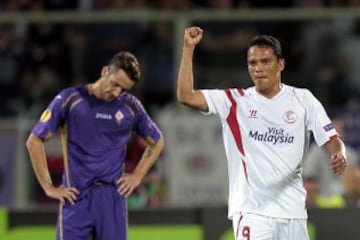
[56,183,127,240]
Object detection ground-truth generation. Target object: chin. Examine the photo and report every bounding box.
[255,85,266,91]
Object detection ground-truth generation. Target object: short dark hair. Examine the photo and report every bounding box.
[108,51,141,82]
[249,35,283,59]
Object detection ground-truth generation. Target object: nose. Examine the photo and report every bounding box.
[254,63,262,71]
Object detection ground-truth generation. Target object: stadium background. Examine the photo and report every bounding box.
[0,1,360,239]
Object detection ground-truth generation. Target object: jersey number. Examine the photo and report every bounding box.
[242,226,250,240]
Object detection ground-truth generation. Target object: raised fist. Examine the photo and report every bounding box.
[184,26,203,47]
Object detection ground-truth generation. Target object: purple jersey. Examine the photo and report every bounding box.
[32,85,161,193]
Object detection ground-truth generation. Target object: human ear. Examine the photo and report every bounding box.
[279,59,285,71]
[101,66,110,77]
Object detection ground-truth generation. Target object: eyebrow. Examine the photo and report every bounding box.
[248,57,273,63]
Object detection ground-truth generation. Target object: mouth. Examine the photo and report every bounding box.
[104,93,115,101]
[254,76,267,80]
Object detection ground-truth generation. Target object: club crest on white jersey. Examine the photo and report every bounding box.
[284,110,297,124]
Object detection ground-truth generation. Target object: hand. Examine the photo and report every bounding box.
[116,173,142,197]
[331,152,347,175]
[184,26,203,47]
[44,185,79,205]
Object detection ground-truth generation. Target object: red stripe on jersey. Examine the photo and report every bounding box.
[224,89,245,156]
[242,159,249,184]
[236,212,243,239]
[237,88,245,96]
[330,134,340,141]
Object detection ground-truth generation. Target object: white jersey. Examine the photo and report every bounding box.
[201,84,338,219]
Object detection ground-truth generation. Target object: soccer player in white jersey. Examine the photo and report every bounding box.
[176,26,347,240]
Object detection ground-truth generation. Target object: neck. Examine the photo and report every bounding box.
[87,84,94,95]
[256,82,282,99]
[88,81,101,98]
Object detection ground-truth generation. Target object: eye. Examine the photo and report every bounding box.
[248,61,256,67]
[262,59,272,65]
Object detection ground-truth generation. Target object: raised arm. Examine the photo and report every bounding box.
[177,26,208,111]
[325,137,347,175]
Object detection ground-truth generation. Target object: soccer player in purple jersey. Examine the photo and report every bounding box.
[26,51,165,240]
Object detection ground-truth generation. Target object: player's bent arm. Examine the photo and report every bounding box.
[325,137,346,157]
[177,89,208,111]
[177,45,208,112]
[133,134,165,180]
[325,137,347,175]
[25,133,54,192]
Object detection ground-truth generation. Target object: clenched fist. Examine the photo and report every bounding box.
[184,26,203,47]
[331,152,347,175]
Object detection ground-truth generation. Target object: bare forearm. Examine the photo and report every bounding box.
[177,27,208,111]
[177,46,195,103]
[176,46,208,111]
[26,134,53,191]
[133,135,164,179]
[325,137,347,175]
[325,138,346,156]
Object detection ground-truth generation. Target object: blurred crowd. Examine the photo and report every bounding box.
[1,20,360,118]
[2,0,360,11]
[0,1,359,118]
[0,21,175,117]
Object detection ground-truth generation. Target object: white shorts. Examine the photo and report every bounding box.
[232,212,309,240]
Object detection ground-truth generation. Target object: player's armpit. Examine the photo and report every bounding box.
[178,90,208,112]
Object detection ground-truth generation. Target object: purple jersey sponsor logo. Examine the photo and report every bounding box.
[96,112,112,120]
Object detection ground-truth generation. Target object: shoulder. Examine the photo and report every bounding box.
[243,86,255,95]
[285,84,311,95]
[121,93,145,112]
[57,86,83,99]
[49,86,85,111]
[226,87,255,100]
[212,88,248,98]
[122,92,142,105]
[284,84,317,102]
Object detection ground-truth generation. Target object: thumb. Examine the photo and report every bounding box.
[331,152,339,161]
